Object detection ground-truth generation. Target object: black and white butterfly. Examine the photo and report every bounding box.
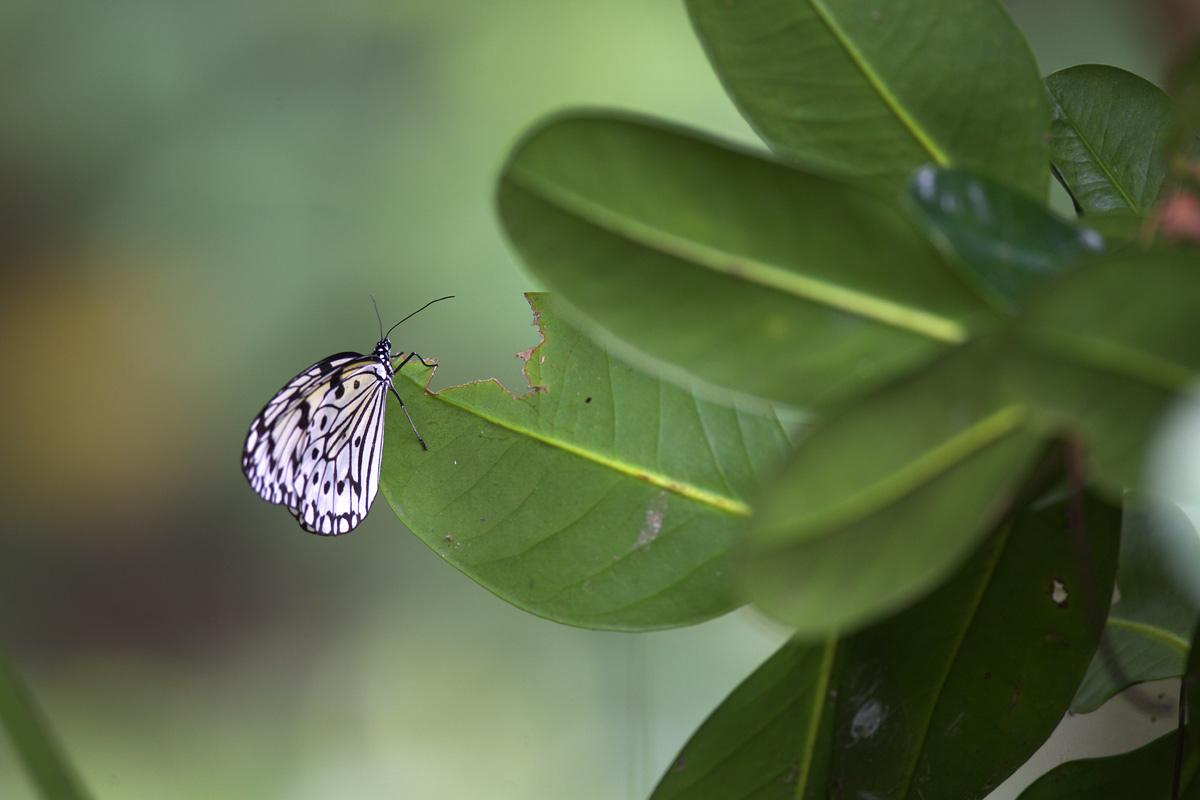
[242,296,452,535]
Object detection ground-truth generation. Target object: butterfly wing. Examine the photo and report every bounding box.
[242,352,391,535]
[287,358,392,534]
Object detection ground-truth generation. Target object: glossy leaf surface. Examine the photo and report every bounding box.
[1044,64,1174,215]
[744,338,1043,633]
[1009,252,1200,497]
[905,166,1104,311]
[379,294,796,630]
[654,494,1120,799]
[498,113,988,408]
[686,0,1049,198]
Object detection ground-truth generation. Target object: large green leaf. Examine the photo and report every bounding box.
[685,0,1049,198]
[0,644,92,800]
[743,337,1044,634]
[1008,251,1200,497]
[498,113,990,408]
[1044,65,1174,215]
[905,166,1104,311]
[378,294,796,630]
[1072,496,1200,712]
[653,493,1120,799]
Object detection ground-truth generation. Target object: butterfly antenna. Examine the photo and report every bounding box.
[383,295,455,339]
[371,294,384,340]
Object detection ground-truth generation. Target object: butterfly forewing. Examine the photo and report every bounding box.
[287,358,391,534]
[242,350,392,535]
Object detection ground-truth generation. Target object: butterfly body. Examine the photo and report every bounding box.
[242,297,451,536]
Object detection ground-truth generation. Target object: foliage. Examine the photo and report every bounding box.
[393,1,1200,796]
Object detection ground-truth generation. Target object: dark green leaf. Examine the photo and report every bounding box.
[1044,65,1174,215]
[654,493,1120,799]
[379,294,796,630]
[685,0,1049,198]
[743,337,1043,634]
[1008,251,1200,497]
[0,645,92,800]
[1073,496,1200,712]
[498,113,990,408]
[648,637,839,800]
[905,166,1104,311]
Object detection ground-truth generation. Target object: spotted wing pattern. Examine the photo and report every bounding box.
[242,351,391,535]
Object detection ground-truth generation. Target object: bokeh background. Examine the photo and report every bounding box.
[0,2,1187,798]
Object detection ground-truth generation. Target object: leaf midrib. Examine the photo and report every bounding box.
[1106,617,1190,653]
[899,522,1014,794]
[807,0,948,168]
[422,375,753,517]
[770,404,1028,537]
[507,167,967,344]
[1026,331,1200,395]
[1047,84,1140,212]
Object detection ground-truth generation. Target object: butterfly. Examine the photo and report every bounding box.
[242,296,452,535]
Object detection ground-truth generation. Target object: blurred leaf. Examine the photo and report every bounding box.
[0,645,92,800]
[1016,730,1190,798]
[1009,251,1200,497]
[654,493,1120,799]
[1167,41,1200,177]
[498,113,990,408]
[1085,210,1147,250]
[379,294,796,630]
[743,337,1044,634]
[1044,65,1174,215]
[685,0,1049,198]
[1073,495,1200,712]
[905,166,1104,311]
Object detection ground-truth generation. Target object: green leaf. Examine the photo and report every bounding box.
[685,0,1049,198]
[1085,210,1147,250]
[0,644,92,800]
[1073,496,1200,712]
[648,636,839,800]
[1008,251,1200,496]
[905,166,1104,311]
[498,113,990,408]
[1016,730,1192,799]
[1023,612,1198,797]
[378,294,796,631]
[653,493,1120,799]
[1044,65,1174,215]
[743,337,1044,634]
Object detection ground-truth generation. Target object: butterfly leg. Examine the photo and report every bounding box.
[388,384,428,451]
[392,351,438,369]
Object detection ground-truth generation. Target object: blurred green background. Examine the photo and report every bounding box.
[0,2,1174,798]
